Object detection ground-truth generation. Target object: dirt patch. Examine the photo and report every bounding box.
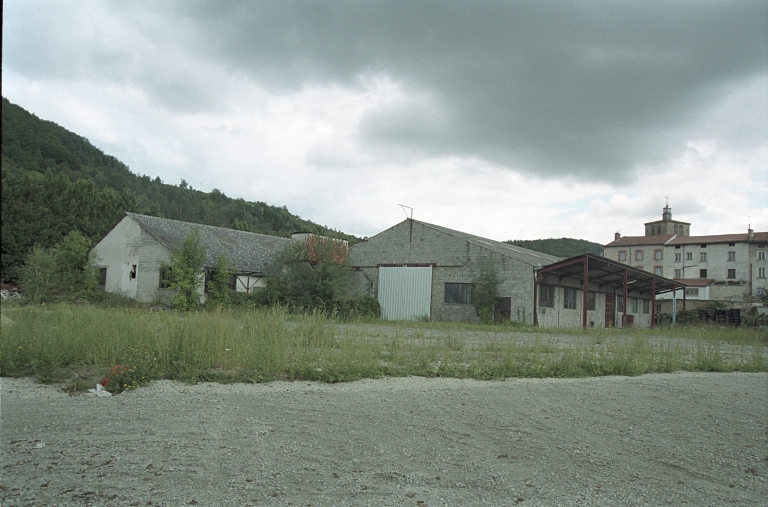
[2,373,766,506]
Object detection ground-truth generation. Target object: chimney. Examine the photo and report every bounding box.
[614,232,621,241]
[748,227,754,239]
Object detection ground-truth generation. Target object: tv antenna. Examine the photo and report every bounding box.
[399,204,413,220]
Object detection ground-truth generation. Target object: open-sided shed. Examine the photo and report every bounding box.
[535,254,688,328]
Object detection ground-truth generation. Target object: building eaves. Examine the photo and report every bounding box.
[604,235,674,247]
[126,213,291,273]
[668,232,767,245]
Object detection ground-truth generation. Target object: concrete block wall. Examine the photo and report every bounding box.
[350,220,538,324]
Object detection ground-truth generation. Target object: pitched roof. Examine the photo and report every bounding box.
[414,220,562,266]
[605,231,768,247]
[605,235,674,247]
[126,213,290,273]
[668,232,768,245]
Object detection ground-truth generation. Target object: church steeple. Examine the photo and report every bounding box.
[644,201,690,236]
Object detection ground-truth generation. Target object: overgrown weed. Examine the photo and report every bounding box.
[1,304,765,391]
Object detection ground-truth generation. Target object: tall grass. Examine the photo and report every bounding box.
[1,304,766,387]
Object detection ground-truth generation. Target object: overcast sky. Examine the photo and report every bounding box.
[3,1,767,242]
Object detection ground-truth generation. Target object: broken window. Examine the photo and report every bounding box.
[445,283,472,304]
[587,291,596,311]
[159,268,171,289]
[538,285,555,308]
[98,268,107,289]
[563,289,576,309]
[727,269,736,279]
[130,265,137,279]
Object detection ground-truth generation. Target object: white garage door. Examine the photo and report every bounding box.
[378,266,432,321]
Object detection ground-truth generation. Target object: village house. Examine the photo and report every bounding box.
[90,213,291,303]
[604,205,768,302]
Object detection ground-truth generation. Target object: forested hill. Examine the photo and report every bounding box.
[0,97,357,281]
[506,238,604,258]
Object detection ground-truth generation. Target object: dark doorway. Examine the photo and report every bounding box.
[495,297,512,321]
[605,294,615,328]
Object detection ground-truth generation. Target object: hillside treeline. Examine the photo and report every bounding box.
[1,97,356,281]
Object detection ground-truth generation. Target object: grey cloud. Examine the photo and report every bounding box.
[169,1,767,181]
[5,1,767,181]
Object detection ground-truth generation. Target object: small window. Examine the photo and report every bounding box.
[130,264,137,279]
[539,285,555,308]
[758,267,766,278]
[673,224,678,235]
[700,269,707,278]
[635,250,644,261]
[618,251,627,262]
[685,288,699,296]
[654,266,663,276]
[728,242,735,247]
[700,244,707,248]
[758,251,766,261]
[727,269,736,279]
[159,268,171,289]
[675,245,681,249]
[98,267,107,288]
[700,252,707,262]
[674,269,682,278]
[630,298,638,314]
[563,288,577,310]
[445,283,472,304]
[674,253,681,262]
[728,252,735,261]
[642,299,650,314]
[757,288,765,297]
[686,252,693,260]
[654,249,663,260]
[617,296,624,313]
[587,292,596,311]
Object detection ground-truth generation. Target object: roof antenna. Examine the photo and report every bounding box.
[399,204,413,220]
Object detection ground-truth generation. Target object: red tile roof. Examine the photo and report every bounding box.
[668,232,768,245]
[605,231,767,247]
[672,278,714,286]
[604,235,673,247]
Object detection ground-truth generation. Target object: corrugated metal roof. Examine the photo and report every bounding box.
[126,213,290,273]
[414,220,562,266]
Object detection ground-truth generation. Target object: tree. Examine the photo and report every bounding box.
[206,254,233,306]
[162,230,207,310]
[473,256,501,324]
[19,247,58,302]
[260,239,354,313]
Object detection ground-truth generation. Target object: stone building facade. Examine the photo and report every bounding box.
[605,206,767,301]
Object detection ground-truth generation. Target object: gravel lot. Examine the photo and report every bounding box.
[2,372,766,507]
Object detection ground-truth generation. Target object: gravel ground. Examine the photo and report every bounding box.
[2,373,766,507]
